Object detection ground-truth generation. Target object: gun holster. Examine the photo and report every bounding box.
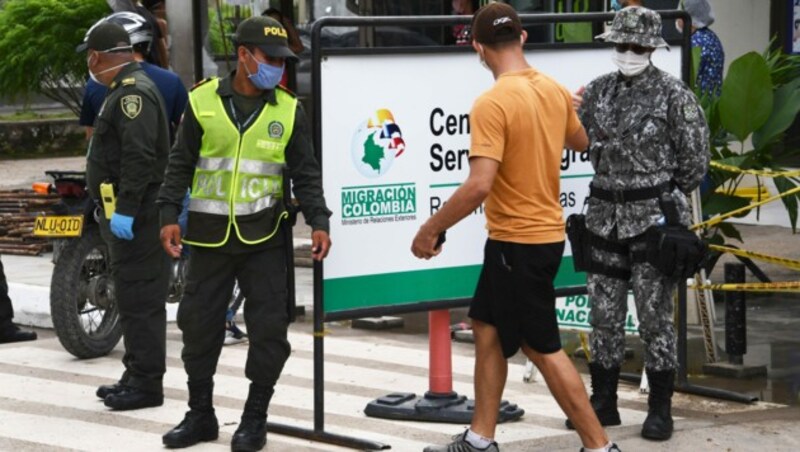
[566,214,592,272]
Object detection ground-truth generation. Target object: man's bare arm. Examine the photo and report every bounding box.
[411,157,499,259]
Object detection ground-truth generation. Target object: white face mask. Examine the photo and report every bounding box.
[87,50,133,86]
[612,49,651,77]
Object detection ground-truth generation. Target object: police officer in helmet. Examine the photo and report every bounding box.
[569,6,709,441]
[158,15,331,451]
[78,20,172,410]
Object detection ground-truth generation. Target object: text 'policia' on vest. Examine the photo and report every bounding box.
[183,78,297,247]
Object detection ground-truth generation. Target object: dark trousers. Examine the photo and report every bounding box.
[99,194,170,394]
[0,256,15,328]
[178,244,290,388]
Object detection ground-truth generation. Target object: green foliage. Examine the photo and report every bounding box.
[694,44,800,247]
[0,0,109,115]
[207,3,253,56]
[752,77,800,150]
[690,46,701,93]
[718,52,773,142]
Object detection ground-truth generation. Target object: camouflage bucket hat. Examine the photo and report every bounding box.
[595,6,668,48]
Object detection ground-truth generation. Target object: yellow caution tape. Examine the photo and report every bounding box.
[579,331,591,361]
[689,281,800,293]
[710,161,800,178]
[312,329,331,338]
[692,185,800,230]
[709,245,800,271]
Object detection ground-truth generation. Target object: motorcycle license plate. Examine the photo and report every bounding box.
[33,215,83,237]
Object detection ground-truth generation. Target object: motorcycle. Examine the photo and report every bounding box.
[33,170,188,359]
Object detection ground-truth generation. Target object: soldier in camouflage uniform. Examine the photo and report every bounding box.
[570,6,709,441]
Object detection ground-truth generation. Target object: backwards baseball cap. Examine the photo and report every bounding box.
[234,15,297,61]
[595,6,668,49]
[76,21,132,53]
[471,2,523,45]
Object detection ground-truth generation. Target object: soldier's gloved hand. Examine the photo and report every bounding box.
[110,213,135,240]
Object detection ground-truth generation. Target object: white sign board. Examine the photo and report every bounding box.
[320,46,680,318]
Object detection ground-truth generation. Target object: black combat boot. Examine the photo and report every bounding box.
[641,368,675,440]
[231,383,273,452]
[104,386,163,410]
[96,381,126,399]
[0,323,37,344]
[163,379,219,448]
[566,363,622,429]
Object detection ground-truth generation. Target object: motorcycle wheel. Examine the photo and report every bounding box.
[50,225,122,359]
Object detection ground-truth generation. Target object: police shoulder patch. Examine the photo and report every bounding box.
[268,121,284,139]
[121,95,142,119]
[683,104,699,122]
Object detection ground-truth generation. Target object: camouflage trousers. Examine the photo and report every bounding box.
[587,239,678,371]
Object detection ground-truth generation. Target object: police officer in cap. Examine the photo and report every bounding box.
[78,20,172,410]
[158,15,331,451]
[570,6,709,441]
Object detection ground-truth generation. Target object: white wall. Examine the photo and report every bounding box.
[707,0,772,73]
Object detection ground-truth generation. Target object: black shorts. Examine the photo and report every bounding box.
[469,239,565,358]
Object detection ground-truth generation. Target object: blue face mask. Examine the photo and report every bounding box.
[611,0,622,11]
[245,50,284,90]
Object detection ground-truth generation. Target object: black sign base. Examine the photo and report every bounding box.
[364,391,524,424]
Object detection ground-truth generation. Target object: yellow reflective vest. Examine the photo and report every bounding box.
[184,78,296,247]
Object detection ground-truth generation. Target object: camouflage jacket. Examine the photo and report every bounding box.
[580,65,710,240]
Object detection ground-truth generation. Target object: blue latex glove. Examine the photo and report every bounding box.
[110,213,135,240]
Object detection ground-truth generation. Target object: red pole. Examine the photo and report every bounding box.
[428,310,454,395]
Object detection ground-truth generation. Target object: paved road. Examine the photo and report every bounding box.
[0,156,85,190]
[2,252,798,452]
[0,314,799,451]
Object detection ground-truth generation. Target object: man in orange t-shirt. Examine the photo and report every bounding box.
[411,4,619,452]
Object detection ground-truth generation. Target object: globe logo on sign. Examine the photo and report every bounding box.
[350,109,406,178]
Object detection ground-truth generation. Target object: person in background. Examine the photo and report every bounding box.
[141,0,171,64]
[677,0,724,98]
[133,0,169,68]
[79,12,187,142]
[414,4,619,452]
[450,0,480,45]
[0,257,37,344]
[262,7,304,88]
[610,0,641,11]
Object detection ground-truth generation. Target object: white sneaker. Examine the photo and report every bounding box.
[223,321,247,346]
[423,430,499,452]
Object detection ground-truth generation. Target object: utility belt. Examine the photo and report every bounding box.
[589,181,673,203]
[567,182,707,280]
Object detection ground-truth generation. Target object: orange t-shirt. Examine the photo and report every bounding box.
[469,68,581,244]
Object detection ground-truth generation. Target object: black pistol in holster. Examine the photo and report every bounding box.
[566,213,592,272]
[645,192,708,279]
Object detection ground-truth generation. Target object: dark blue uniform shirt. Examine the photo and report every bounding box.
[80,62,188,140]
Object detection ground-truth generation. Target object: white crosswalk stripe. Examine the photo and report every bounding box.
[0,322,712,451]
